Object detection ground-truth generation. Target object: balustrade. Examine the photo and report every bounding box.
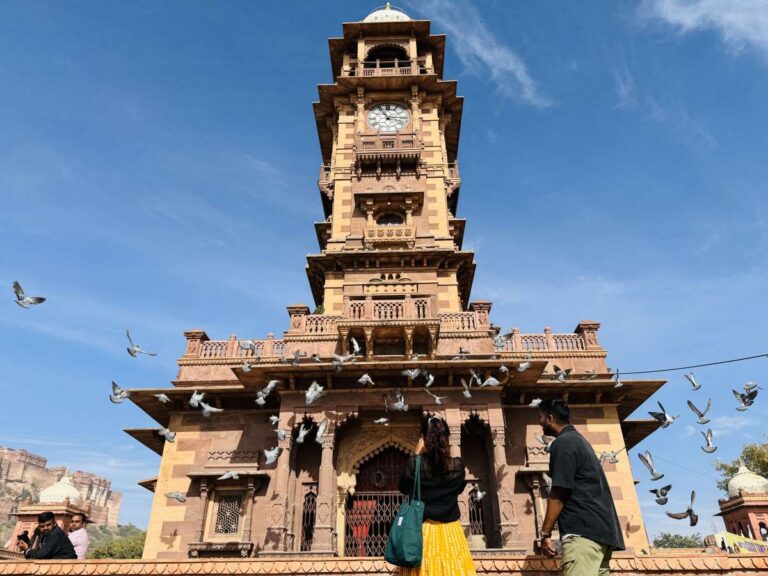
[438,312,478,332]
[342,58,431,78]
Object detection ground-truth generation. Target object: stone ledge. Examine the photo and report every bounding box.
[0,554,766,575]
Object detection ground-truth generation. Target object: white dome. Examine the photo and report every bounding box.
[39,475,82,505]
[363,4,411,23]
[728,465,768,498]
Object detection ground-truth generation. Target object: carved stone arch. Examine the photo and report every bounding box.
[351,439,411,476]
[365,42,409,61]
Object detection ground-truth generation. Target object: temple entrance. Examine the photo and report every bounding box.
[344,446,408,556]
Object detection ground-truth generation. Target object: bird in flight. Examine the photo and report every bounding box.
[12,281,46,308]
[110,381,130,404]
[666,491,698,526]
[126,330,157,357]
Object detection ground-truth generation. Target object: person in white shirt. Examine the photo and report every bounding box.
[67,513,90,559]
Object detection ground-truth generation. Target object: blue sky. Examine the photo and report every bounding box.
[1,0,767,541]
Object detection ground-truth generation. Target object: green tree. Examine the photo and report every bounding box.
[652,532,704,548]
[713,440,768,492]
[88,531,145,559]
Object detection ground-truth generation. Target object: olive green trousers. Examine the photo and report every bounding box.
[560,534,612,576]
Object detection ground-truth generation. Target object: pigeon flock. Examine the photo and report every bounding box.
[15,281,758,529]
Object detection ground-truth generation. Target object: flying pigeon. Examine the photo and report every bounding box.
[424,372,435,387]
[315,419,329,444]
[238,340,257,354]
[306,381,324,404]
[263,380,280,396]
[311,353,321,363]
[12,281,46,308]
[296,423,312,443]
[648,401,679,428]
[332,353,356,371]
[517,361,531,372]
[536,434,555,453]
[686,399,712,425]
[553,365,572,383]
[165,491,186,503]
[350,337,361,355]
[581,369,598,380]
[733,388,758,411]
[157,428,176,443]
[666,490,698,526]
[241,361,253,373]
[188,390,205,408]
[528,398,542,408]
[154,393,171,404]
[269,415,280,425]
[217,471,239,481]
[649,484,672,506]
[473,488,487,501]
[292,350,307,366]
[199,401,223,418]
[598,450,621,465]
[401,369,420,380]
[263,446,280,465]
[479,376,500,387]
[274,428,287,441]
[461,378,472,399]
[700,429,717,453]
[684,371,701,391]
[499,365,509,374]
[638,450,664,481]
[110,381,130,404]
[469,369,481,386]
[425,389,446,405]
[391,393,409,412]
[255,393,267,406]
[492,332,510,349]
[373,417,390,426]
[126,330,157,357]
[358,373,375,386]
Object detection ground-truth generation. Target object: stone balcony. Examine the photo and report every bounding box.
[362,224,416,249]
[341,58,432,78]
[354,132,422,163]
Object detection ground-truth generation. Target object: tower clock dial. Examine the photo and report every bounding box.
[367,103,409,133]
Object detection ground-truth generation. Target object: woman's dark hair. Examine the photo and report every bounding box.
[421,416,451,475]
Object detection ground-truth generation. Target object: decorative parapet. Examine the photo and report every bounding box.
[341,57,431,78]
[1,553,767,574]
[363,225,415,249]
[354,132,422,163]
[503,323,602,354]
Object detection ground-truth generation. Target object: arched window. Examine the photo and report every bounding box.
[376,213,404,226]
[366,44,410,68]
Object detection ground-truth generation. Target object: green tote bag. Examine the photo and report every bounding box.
[384,454,424,567]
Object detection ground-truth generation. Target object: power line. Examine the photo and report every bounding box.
[649,454,721,482]
[620,353,768,376]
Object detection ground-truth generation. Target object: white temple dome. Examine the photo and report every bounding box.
[727,465,768,498]
[363,3,411,23]
[39,475,82,505]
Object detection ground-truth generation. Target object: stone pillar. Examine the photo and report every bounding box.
[403,326,414,359]
[268,432,293,550]
[287,305,310,334]
[183,329,208,358]
[490,424,521,548]
[312,429,336,552]
[575,320,602,351]
[195,478,210,543]
[544,326,555,351]
[364,327,374,360]
[242,477,257,544]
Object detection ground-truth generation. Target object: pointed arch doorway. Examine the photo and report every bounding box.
[344,446,409,557]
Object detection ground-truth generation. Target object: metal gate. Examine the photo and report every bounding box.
[344,447,408,557]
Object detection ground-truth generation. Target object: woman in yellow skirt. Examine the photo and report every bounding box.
[396,416,477,576]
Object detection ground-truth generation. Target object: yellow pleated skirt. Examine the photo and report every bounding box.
[398,519,477,576]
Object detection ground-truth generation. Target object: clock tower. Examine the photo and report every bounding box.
[309,3,474,358]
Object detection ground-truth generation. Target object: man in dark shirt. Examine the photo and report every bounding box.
[538,399,624,575]
[17,511,78,560]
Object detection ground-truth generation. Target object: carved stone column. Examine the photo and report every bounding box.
[448,425,462,458]
[364,327,374,360]
[268,433,293,550]
[312,431,336,552]
[403,326,414,359]
[195,478,210,543]
[491,425,521,548]
[242,477,257,544]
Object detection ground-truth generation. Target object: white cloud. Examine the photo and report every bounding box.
[709,415,757,436]
[642,0,768,60]
[613,63,638,109]
[403,0,552,107]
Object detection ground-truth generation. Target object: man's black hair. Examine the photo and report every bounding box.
[538,398,570,423]
[37,511,55,523]
[71,512,87,523]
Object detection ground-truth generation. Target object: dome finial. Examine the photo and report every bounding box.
[386,1,392,8]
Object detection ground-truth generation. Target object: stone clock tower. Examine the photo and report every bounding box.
[309,3,475,359]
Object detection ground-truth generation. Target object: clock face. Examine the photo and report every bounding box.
[367,103,409,133]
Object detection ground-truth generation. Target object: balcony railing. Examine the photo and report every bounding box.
[437,312,479,332]
[344,298,431,321]
[502,328,588,352]
[355,132,421,162]
[363,224,415,248]
[342,58,432,78]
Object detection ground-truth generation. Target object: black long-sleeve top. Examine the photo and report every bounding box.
[397,455,467,522]
[25,525,77,560]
